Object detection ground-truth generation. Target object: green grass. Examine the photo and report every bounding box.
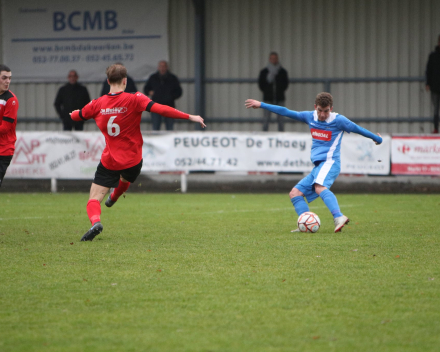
[0,193,439,352]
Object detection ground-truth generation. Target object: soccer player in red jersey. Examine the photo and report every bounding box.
[71,64,206,241]
[0,65,19,188]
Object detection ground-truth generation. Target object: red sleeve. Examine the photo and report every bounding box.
[71,100,97,122]
[0,97,19,135]
[134,92,189,119]
[134,92,152,112]
[149,103,189,120]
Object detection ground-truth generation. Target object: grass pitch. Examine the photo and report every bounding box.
[0,192,439,352]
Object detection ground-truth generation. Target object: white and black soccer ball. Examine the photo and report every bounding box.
[297,212,321,233]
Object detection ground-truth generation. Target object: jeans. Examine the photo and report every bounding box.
[151,112,174,131]
[262,101,285,132]
[431,91,440,132]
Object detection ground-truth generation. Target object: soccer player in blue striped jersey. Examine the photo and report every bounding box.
[245,92,382,233]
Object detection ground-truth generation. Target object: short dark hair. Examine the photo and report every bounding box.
[315,92,333,108]
[269,52,278,57]
[0,64,11,73]
[106,64,127,84]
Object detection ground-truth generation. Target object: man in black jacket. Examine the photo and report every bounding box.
[144,61,182,131]
[426,35,440,134]
[54,70,90,131]
[258,52,289,132]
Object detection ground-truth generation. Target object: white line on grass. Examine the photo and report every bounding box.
[198,204,363,215]
[0,204,363,221]
[0,216,57,221]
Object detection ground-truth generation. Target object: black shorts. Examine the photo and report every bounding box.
[0,155,13,188]
[93,159,143,188]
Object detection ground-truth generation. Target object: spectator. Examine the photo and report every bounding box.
[143,61,182,131]
[54,70,90,131]
[101,62,137,96]
[258,52,289,132]
[425,34,440,134]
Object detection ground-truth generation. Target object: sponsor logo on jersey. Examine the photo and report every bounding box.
[101,107,128,115]
[311,128,332,141]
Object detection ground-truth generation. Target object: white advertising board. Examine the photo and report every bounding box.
[1,0,168,82]
[340,135,391,175]
[6,132,104,179]
[5,132,391,180]
[142,132,315,172]
[391,136,440,175]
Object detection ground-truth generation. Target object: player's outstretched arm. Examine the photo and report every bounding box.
[338,117,383,145]
[245,99,261,109]
[188,115,206,128]
[375,133,382,145]
[245,98,306,122]
[148,102,206,128]
[70,109,81,121]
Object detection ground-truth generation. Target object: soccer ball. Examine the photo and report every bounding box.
[297,212,321,233]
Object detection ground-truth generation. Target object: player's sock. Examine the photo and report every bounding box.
[111,180,130,202]
[291,196,309,216]
[319,189,343,218]
[86,199,101,225]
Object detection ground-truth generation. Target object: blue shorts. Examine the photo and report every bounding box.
[295,160,341,203]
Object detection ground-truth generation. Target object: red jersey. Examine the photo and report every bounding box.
[71,91,189,170]
[0,90,19,156]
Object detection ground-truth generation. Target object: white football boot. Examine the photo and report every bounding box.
[291,228,300,233]
[334,215,349,233]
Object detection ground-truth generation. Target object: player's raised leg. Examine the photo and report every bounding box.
[81,183,108,241]
[105,161,142,208]
[106,177,130,207]
[315,184,349,232]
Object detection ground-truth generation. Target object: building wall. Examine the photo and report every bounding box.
[3,0,440,133]
[204,0,440,133]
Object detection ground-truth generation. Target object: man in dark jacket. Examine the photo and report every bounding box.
[426,35,440,134]
[54,70,90,131]
[258,52,289,131]
[144,61,182,130]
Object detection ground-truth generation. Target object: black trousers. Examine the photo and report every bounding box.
[61,117,84,131]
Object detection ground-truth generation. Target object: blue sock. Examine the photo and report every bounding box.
[319,189,343,218]
[291,196,309,216]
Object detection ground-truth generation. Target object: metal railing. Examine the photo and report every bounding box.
[18,76,429,124]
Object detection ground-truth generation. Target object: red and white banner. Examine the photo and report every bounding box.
[7,132,104,179]
[391,135,440,175]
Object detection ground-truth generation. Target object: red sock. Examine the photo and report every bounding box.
[111,180,130,202]
[87,199,101,225]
